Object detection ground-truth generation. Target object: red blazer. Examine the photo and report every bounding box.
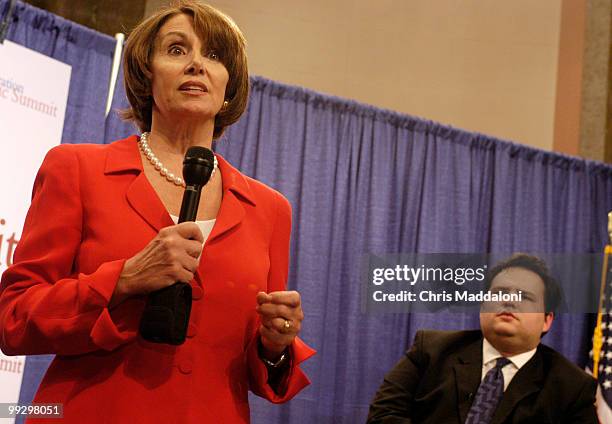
[0,136,315,423]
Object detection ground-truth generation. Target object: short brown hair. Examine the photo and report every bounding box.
[122,1,249,139]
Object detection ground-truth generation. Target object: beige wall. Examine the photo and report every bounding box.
[146,0,562,151]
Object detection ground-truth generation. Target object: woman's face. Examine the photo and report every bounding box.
[150,13,229,125]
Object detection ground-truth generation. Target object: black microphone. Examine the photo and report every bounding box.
[139,146,215,345]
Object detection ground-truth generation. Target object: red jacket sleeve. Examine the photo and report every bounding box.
[0,146,136,356]
[246,190,316,402]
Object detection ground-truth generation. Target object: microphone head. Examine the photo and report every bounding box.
[183,146,215,186]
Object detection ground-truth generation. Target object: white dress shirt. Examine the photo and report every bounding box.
[481,338,536,391]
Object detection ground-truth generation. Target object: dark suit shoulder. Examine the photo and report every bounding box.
[505,344,598,423]
[538,344,596,387]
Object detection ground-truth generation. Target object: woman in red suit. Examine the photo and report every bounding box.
[0,1,314,422]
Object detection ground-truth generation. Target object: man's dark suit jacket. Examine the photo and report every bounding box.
[367,330,597,424]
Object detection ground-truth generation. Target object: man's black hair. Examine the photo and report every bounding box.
[484,253,562,315]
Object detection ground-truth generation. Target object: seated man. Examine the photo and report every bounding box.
[367,253,597,424]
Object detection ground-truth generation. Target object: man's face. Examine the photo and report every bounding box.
[480,267,553,355]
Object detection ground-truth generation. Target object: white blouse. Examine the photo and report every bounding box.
[169,214,216,245]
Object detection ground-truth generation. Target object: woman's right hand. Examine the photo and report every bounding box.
[110,222,204,307]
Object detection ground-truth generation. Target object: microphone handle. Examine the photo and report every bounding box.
[139,183,203,345]
[178,185,202,223]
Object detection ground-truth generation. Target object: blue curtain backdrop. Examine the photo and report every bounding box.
[5,1,612,422]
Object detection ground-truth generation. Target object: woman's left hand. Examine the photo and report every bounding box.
[256,291,303,359]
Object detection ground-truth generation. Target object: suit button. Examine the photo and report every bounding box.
[187,323,197,338]
[179,360,192,374]
[192,286,203,300]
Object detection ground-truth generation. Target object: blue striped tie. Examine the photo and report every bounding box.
[465,357,511,424]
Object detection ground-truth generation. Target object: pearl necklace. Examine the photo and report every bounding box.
[138,132,218,188]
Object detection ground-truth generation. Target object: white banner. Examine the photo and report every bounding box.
[0,40,71,422]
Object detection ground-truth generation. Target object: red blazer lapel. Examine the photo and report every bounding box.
[104,135,172,233]
[126,173,173,232]
[207,154,256,244]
